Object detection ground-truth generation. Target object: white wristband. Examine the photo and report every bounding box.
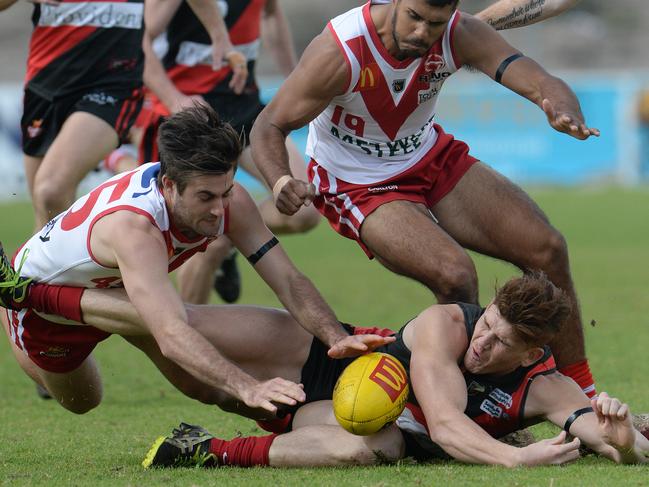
[272,175,293,202]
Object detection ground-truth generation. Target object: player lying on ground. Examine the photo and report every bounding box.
[3,269,646,466]
[0,104,391,417]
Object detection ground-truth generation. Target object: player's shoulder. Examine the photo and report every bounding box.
[527,371,580,404]
[410,304,468,347]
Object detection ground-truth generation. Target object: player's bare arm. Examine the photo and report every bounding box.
[261,0,298,77]
[143,0,241,110]
[185,0,248,92]
[476,0,582,30]
[142,0,194,111]
[226,184,394,358]
[526,374,649,464]
[250,28,348,216]
[408,305,580,467]
[454,14,599,140]
[89,211,305,413]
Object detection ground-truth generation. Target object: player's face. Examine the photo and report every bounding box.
[165,170,235,239]
[391,0,455,59]
[463,304,540,375]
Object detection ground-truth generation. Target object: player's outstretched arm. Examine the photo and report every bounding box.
[227,185,394,357]
[90,211,305,413]
[410,306,580,467]
[250,28,348,216]
[475,0,582,30]
[527,375,649,464]
[453,14,599,141]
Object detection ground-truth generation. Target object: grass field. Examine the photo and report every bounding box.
[1,187,648,486]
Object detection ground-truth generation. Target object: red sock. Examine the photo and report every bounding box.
[559,360,596,398]
[27,284,85,323]
[209,434,277,467]
[256,413,292,434]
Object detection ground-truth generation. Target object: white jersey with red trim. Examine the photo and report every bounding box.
[306,2,461,184]
[16,162,224,297]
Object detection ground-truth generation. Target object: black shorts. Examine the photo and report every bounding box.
[21,87,143,157]
[203,91,265,146]
[139,90,264,164]
[298,324,356,406]
[298,324,446,462]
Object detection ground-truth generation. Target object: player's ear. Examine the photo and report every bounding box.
[521,347,544,367]
[161,175,177,194]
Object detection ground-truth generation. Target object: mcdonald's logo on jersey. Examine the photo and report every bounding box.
[355,63,380,91]
[369,355,408,402]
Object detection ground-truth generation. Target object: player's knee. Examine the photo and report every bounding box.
[432,259,478,303]
[339,428,404,465]
[33,180,72,216]
[292,208,321,233]
[59,391,103,414]
[528,228,569,273]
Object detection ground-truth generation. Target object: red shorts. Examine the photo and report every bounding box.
[5,308,111,373]
[308,125,477,258]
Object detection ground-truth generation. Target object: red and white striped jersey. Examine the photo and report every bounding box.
[306,1,461,184]
[16,163,224,307]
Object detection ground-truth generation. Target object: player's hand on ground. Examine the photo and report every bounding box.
[593,392,636,453]
[518,431,581,466]
[225,51,249,95]
[170,94,209,114]
[328,334,397,359]
[542,99,600,140]
[239,378,306,414]
[273,177,316,215]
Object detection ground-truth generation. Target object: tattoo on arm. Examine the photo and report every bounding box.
[485,0,548,30]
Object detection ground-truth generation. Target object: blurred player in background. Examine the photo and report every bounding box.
[0,0,144,232]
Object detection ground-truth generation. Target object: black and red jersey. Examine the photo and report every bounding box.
[366,303,556,439]
[164,0,265,96]
[25,0,144,100]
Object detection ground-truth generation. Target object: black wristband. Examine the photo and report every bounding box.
[563,406,594,433]
[247,236,279,265]
[495,53,524,84]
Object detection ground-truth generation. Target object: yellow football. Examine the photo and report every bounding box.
[333,352,409,436]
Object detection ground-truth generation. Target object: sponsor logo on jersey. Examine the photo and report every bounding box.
[392,79,405,93]
[38,2,143,29]
[418,87,440,105]
[82,92,117,106]
[357,63,380,91]
[424,53,446,73]
[489,388,513,409]
[369,355,408,402]
[479,399,503,418]
[467,380,486,396]
[328,114,434,158]
[27,119,43,139]
[368,184,399,193]
[39,346,70,358]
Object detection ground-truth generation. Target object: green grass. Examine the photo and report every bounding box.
[1,187,648,486]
